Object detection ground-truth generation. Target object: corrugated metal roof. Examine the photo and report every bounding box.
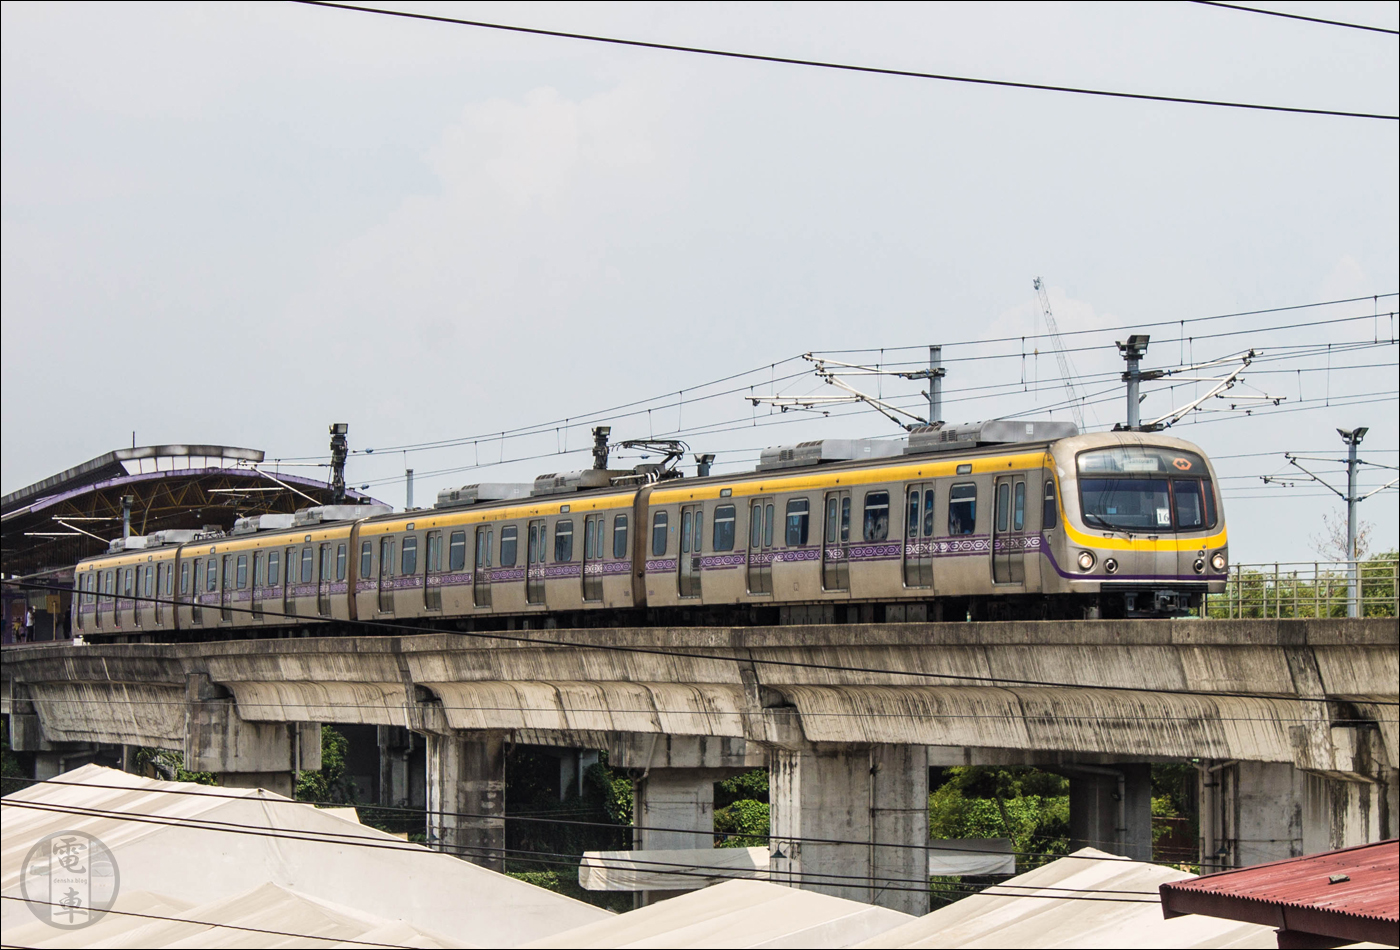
[1160,839,1398,946]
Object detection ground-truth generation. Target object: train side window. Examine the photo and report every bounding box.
[613,514,629,559]
[500,525,518,567]
[764,504,774,546]
[863,491,889,541]
[379,538,394,577]
[336,543,347,581]
[268,551,280,586]
[402,536,418,575]
[206,560,218,592]
[145,565,155,597]
[554,519,573,562]
[750,504,763,547]
[997,483,1011,532]
[1013,482,1026,531]
[181,562,190,595]
[906,490,919,538]
[651,511,669,557]
[949,483,977,536]
[680,509,692,554]
[922,489,935,537]
[360,542,372,579]
[1043,481,1058,529]
[449,531,467,571]
[301,546,314,583]
[237,555,248,589]
[713,505,736,551]
[785,498,810,546]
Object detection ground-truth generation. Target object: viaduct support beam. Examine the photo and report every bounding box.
[769,744,929,916]
[425,731,505,871]
[632,766,735,906]
[184,674,319,799]
[1066,763,1152,861]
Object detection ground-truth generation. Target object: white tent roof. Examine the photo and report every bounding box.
[854,847,1278,949]
[2,764,609,948]
[521,878,913,949]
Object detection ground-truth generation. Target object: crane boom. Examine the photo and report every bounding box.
[1033,277,1087,431]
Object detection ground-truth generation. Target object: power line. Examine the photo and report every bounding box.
[0,895,419,949]
[1189,0,1400,35]
[12,579,1396,706]
[287,1,1398,121]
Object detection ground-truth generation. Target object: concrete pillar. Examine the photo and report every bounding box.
[1201,761,1392,870]
[377,726,412,806]
[1067,764,1152,861]
[219,771,295,798]
[184,674,319,796]
[633,769,720,851]
[768,744,929,916]
[425,732,505,871]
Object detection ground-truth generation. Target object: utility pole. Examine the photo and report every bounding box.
[329,423,349,504]
[1116,335,1152,430]
[121,495,133,540]
[1340,427,1368,619]
[927,346,945,426]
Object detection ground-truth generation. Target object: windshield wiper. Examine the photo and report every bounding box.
[1082,511,1130,532]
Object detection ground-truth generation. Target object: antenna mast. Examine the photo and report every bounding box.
[1033,278,1087,431]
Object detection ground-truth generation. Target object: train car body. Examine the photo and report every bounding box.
[72,424,1227,640]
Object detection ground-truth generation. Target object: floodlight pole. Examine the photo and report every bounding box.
[329,423,349,504]
[1340,426,1368,618]
[928,346,945,426]
[1116,335,1151,430]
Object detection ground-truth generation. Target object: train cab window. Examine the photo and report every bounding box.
[713,505,736,551]
[360,542,372,579]
[499,526,518,567]
[863,491,889,541]
[785,498,810,546]
[402,536,418,575]
[554,520,573,562]
[1013,483,1026,531]
[613,514,629,559]
[336,543,347,581]
[651,512,669,557]
[1173,479,1206,530]
[449,531,467,571]
[268,551,280,586]
[236,555,248,589]
[1043,481,1059,530]
[949,484,977,536]
[301,546,314,583]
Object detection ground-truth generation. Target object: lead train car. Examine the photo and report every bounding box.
[72,427,1227,639]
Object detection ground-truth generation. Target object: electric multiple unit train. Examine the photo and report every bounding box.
[72,421,1227,640]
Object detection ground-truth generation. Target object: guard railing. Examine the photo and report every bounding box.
[1204,557,1399,619]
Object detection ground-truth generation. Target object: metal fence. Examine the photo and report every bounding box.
[1205,558,1399,619]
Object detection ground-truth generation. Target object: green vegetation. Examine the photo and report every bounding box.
[295,725,356,803]
[131,747,218,785]
[1210,550,1398,619]
[714,769,769,848]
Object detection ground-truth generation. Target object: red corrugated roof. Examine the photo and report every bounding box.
[1160,839,1398,946]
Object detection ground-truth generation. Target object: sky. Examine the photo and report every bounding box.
[3,0,1397,564]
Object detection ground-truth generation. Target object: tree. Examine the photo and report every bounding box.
[1311,508,1372,562]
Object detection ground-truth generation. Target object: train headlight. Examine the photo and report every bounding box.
[1104,558,1119,575]
[1194,558,1205,574]
[1211,551,1227,572]
[1077,551,1095,572]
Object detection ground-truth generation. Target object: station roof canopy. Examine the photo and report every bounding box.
[1,444,382,579]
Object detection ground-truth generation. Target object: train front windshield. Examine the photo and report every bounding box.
[1077,446,1216,532]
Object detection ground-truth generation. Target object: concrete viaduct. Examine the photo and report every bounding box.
[3,617,1396,915]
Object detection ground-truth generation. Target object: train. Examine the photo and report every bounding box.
[71,420,1228,640]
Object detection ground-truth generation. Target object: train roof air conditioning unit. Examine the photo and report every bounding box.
[232,513,297,535]
[435,483,533,509]
[905,420,1078,454]
[294,504,391,525]
[530,470,630,496]
[756,438,906,472]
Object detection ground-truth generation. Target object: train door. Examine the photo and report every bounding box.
[219,556,233,623]
[251,553,263,620]
[474,526,493,607]
[284,546,298,618]
[526,520,547,605]
[378,537,395,613]
[993,474,1027,583]
[679,504,703,598]
[425,531,443,610]
[583,515,604,602]
[822,490,852,592]
[134,566,147,628]
[903,483,934,588]
[747,497,775,594]
[318,543,333,616]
